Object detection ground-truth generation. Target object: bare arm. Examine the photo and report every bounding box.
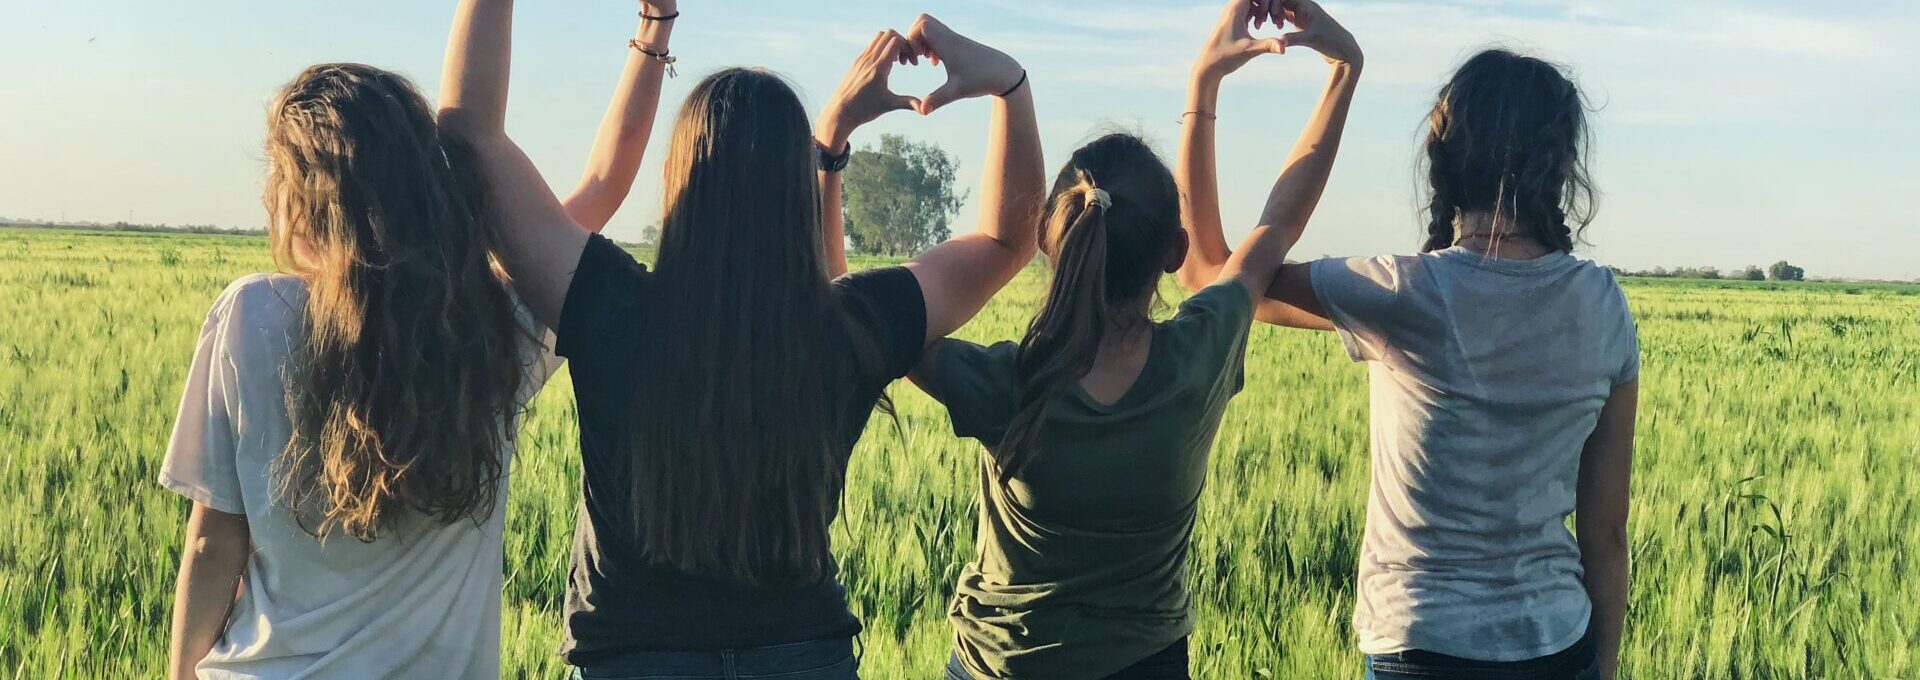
[562,3,677,233]
[1577,379,1638,680]
[816,31,921,278]
[438,0,592,328]
[168,504,248,680]
[902,15,1044,344]
[1181,0,1360,318]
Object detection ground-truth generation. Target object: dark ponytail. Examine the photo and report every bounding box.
[999,178,1112,476]
[1419,49,1594,253]
[993,133,1182,480]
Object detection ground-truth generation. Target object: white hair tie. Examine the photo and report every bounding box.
[1085,188,1113,211]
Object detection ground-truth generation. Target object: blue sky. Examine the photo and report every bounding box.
[2,1,1914,279]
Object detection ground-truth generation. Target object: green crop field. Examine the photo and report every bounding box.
[1,226,1916,678]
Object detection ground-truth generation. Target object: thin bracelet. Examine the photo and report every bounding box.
[629,39,678,78]
[640,10,679,21]
[998,70,1029,98]
[1180,110,1218,123]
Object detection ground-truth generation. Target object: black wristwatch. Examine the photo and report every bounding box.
[817,140,852,173]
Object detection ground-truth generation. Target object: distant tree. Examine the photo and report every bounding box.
[843,134,966,256]
[638,222,662,248]
[1740,265,1766,281]
[1767,260,1806,281]
[1650,266,1669,278]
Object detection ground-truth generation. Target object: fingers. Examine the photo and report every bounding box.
[917,80,964,116]
[909,14,945,66]
[884,29,916,66]
[1281,30,1312,53]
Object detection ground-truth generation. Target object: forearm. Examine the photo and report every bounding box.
[815,119,854,278]
[1252,62,1360,268]
[565,16,675,233]
[1177,77,1232,291]
[168,508,248,679]
[1580,541,1630,678]
[437,0,515,139]
[973,82,1044,270]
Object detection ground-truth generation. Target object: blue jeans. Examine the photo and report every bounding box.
[1365,630,1598,680]
[944,637,1189,680]
[573,638,858,680]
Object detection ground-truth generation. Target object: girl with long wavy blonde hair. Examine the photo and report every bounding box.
[160,5,676,676]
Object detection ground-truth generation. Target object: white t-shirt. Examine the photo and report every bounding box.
[159,273,560,679]
[1311,248,1638,662]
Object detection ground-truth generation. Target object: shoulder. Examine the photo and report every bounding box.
[210,273,304,327]
[833,265,924,306]
[935,338,1019,374]
[574,234,650,287]
[833,266,928,376]
[1313,254,1425,290]
[1171,279,1255,332]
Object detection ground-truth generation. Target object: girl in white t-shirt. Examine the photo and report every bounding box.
[1177,4,1638,678]
[160,5,677,677]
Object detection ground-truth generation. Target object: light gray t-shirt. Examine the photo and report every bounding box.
[159,274,559,679]
[1311,247,1638,662]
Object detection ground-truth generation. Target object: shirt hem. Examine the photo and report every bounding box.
[1354,608,1591,662]
[157,471,244,514]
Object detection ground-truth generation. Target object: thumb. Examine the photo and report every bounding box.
[891,93,921,112]
[1256,37,1288,55]
[1282,31,1313,52]
[918,80,965,115]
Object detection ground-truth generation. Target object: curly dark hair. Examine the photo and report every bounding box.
[1420,49,1595,252]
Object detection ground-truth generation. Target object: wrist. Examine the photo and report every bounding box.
[1186,79,1221,113]
[815,112,853,154]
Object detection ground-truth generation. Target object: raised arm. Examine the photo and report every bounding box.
[167,505,248,680]
[1578,379,1638,680]
[816,30,922,278]
[562,1,678,233]
[901,15,1043,345]
[1179,0,1358,328]
[438,0,592,328]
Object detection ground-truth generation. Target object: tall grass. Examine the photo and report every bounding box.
[0,227,1914,677]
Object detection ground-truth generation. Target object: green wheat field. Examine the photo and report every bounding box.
[1,227,1916,678]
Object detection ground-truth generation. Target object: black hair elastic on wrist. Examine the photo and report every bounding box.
[640,10,679,21]
[999,70,1029,98]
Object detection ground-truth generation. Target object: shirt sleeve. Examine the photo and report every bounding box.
[556,234,649,361]
[923,339,1022,444]
[1310,256,1413,363]
[1165,280,1256,395]
[833,266,928,380]
[158,284,247,514]
[1611,281,1641,387]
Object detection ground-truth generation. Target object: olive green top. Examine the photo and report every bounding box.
[920,281,1253,680]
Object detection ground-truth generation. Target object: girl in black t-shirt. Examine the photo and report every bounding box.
[438,3,1046,677]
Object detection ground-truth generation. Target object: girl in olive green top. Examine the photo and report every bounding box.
[914,4,1362,678]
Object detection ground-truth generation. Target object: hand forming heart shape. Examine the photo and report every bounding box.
[816,15,1026,151]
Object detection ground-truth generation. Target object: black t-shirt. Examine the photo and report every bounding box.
[553,235,926,662]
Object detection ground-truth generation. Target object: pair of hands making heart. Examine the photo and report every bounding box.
[1195,0,1361,81]
[818,14,1024,152]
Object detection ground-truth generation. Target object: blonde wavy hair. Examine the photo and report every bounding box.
[263,63,526,541]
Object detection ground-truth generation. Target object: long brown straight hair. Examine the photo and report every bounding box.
[629,68,884,586]
[1421,49,1595,252]
[264,63,527,541]
[996,134,1183,478]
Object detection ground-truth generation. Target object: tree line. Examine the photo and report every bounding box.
[1609,261,1806,282]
